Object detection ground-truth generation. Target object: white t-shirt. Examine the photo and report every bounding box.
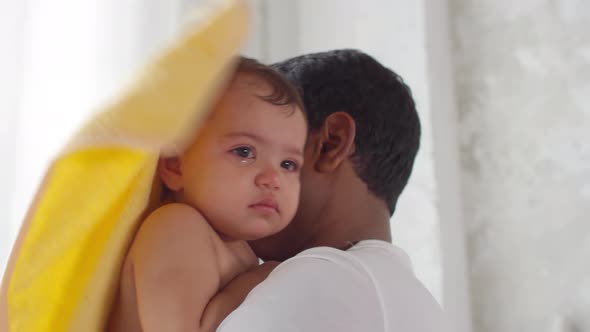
[217,240,448,332]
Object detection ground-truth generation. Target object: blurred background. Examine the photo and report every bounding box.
[1,0,589,331]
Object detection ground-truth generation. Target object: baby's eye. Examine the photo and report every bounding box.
[231,146,256,159]
[280,160,299,172]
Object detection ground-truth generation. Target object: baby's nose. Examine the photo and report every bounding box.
[255,167,280,190]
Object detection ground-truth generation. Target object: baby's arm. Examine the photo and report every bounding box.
[200,261,279,329]
[129,203,221,332]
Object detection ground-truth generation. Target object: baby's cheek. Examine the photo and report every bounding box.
[284,192,300,220]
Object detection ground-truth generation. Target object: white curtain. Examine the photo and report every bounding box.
[0,0,194,280]
[1,2,471,331]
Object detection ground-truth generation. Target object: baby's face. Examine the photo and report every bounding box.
[177,73,307,240]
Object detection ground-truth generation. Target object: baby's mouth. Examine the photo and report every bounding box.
[249,198,279,214]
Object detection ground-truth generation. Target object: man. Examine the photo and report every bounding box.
[217,49,448,331]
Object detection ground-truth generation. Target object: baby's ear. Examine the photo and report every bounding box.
[158,157,183,191]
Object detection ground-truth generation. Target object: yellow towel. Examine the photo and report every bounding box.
[0,1,249,331]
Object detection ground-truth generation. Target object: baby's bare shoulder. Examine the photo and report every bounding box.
[128,203,217,261]
[147,203,207,225]
[141,203,211,235]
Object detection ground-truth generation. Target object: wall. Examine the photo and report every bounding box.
[450,1,590,331]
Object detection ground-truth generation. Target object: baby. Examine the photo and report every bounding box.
[108,57,307,332]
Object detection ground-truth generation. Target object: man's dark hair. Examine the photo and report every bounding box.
[272,49,421,215]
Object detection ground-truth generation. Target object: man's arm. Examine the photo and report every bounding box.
[130,203,220,332]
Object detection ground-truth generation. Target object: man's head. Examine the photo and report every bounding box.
[159,57,307,241]
[250,49,421,261]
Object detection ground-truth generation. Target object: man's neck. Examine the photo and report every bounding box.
[301,170,392,251]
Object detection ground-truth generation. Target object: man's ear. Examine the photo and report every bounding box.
[158,157,183,191]
[315,112,356,173]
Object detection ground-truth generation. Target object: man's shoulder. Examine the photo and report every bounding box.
[218,241,446,332]
[284,240,412,274]
[267,241,446,325]
[252,240,418,303]
[218,245,387,332]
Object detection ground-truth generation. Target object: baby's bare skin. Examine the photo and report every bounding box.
[108,63,306,332]
[108,203,260,332]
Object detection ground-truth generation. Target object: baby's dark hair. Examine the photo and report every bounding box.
[233,56,305,115]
